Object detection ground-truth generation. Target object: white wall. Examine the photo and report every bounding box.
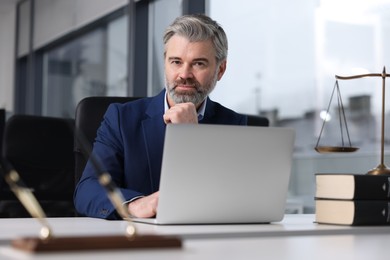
[0,1,16,112]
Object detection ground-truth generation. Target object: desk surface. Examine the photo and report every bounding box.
[1,214,390,260]
[1,214,389,240]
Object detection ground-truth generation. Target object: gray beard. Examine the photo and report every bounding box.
[165,72,218,106]
[168,87,207,105]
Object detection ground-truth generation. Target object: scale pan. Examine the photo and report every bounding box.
[315,146,359,153]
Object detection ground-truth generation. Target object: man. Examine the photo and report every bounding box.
[74,14,247,219]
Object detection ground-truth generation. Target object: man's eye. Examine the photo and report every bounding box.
[194,62,205,67]
[171,60,181,65]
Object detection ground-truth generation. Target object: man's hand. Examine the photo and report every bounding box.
[128,191,159,218]
[163,102,198,124]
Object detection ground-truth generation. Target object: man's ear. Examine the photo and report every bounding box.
[217,60,227,81]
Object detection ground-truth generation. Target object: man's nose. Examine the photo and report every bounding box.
[178,64,194,79]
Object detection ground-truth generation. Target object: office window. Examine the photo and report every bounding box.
[147,0,181,96]
[42,14,128,117]
[208,0,390,212]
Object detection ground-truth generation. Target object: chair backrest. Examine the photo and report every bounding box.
[246,114,269,127]
[0,109,5,159]
[1,114,76,217]
[74,96,141,185]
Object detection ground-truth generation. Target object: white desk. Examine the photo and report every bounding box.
[1,214,390,260]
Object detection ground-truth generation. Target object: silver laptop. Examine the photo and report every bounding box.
[132,124,295,225]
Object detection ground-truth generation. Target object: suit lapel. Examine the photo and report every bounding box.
[200,97,216,124]
[141,90,166,191]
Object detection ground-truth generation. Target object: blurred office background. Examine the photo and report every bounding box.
[1,0,390,212]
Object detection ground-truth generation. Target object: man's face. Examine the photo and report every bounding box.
[164,35,226,107]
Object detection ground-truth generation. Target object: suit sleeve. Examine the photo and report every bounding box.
[74,104,144,219]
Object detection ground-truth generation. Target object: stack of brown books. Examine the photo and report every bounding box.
[315,173,390,225]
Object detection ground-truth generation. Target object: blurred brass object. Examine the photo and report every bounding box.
[3,168,52,240]
[98,172,136,238]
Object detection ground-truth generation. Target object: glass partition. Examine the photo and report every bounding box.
[42,15,128,117]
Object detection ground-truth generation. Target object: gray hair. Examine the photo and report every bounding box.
[163,14,228,64]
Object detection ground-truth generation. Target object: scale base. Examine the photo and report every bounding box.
[367,164,390,175]
[11,234,182,252]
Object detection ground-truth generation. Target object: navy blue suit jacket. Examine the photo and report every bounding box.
[74,90,247,219]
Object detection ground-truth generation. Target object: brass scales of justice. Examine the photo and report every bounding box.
[315,67,390,176]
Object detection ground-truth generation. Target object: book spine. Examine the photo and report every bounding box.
[354,176,390,200]
[352,200,390,225]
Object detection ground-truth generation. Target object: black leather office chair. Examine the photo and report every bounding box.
[0,114,76,217]
[0,109,5,159]
[74,96,141,185]
[246,114,269,127]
